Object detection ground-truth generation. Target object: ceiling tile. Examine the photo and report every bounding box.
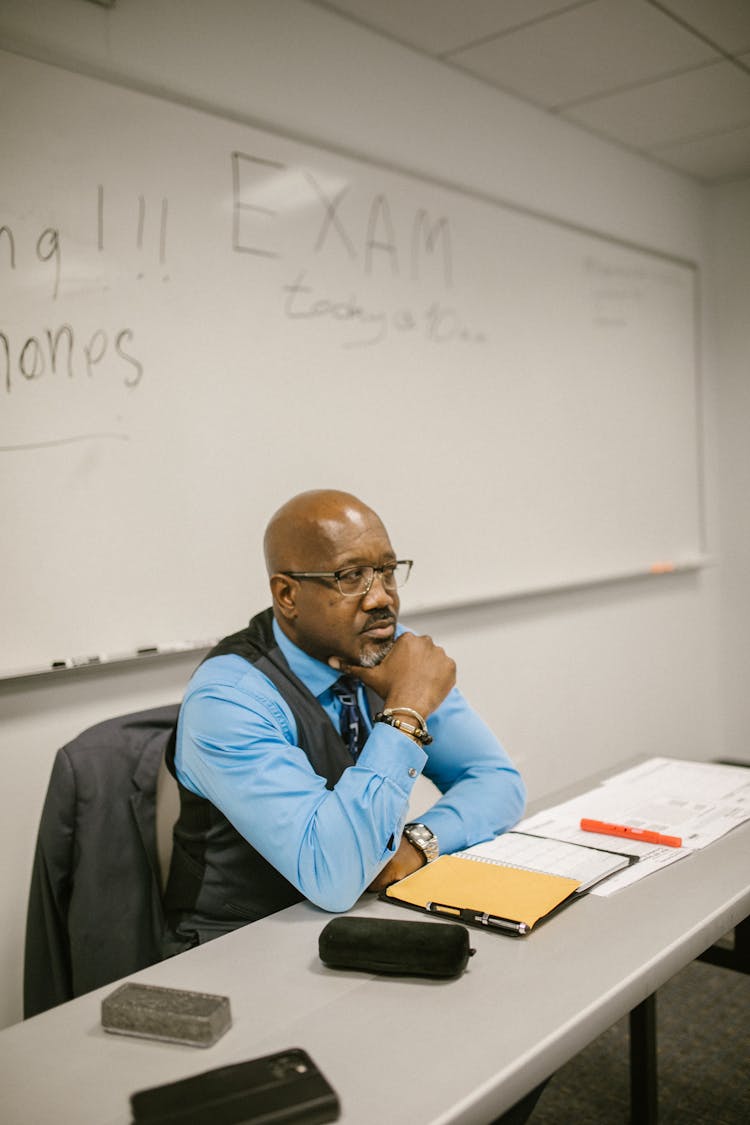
[562,60,750,148]
[653,0,750,54]
[449,0,718,108]
[314,1,576,56]
[653,121,750,181]
[307,1,750,183]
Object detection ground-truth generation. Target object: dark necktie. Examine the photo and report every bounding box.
[331,675,366,759]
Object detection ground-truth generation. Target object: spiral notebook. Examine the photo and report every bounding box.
[383,831,633,935]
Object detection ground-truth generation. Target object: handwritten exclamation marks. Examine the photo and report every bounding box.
[136,194,146,273]
[97,184,104,252]
[97,185,169,282]
[160,197,169,281]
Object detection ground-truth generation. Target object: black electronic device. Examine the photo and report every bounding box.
[129,1048,340,1125]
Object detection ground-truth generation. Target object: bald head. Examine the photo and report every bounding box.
[263,490,400,665]
[263,490,386,576]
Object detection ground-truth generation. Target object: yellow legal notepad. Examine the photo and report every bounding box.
[384,853,582,935]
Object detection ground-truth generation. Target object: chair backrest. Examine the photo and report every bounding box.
[156,750,181,892]
[24,704,180,1018]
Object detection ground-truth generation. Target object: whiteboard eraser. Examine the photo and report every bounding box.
[101,982,231,1047]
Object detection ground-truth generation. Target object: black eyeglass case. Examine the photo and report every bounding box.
[318,916,474,978]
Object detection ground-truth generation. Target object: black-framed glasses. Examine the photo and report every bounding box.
[283,560,413,598]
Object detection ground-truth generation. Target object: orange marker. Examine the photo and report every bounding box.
[650,561,676,574]
[580,818,682,848]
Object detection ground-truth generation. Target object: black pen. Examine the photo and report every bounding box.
[426,900,529,936]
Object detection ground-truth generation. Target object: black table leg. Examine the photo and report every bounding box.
[630,993,658,1125]
[697,916,750,974]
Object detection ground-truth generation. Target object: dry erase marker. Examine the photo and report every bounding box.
[50,654,107,669]
[650,561,676,574]
[580,818,682,848]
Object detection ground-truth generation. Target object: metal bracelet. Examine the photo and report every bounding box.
[374,710,433,745]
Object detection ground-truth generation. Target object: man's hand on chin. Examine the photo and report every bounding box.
[329,631,456,719]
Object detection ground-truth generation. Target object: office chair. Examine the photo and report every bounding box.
[23,704,180,1018]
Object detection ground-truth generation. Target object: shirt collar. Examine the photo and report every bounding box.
[272,617,340,700]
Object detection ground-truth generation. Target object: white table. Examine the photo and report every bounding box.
[3,780,749,1125]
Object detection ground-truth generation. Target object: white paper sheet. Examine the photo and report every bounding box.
[517,757,750,896]
[460,831,631,892]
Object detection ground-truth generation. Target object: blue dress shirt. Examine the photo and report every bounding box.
[175,618,525,913]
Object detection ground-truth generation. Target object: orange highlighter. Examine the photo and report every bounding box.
[580,818,682,848]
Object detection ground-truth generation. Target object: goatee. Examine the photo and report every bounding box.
[358,638,394,669]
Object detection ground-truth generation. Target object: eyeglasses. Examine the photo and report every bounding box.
[283,560,413,598]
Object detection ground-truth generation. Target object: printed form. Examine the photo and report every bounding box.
[517,757,750,896]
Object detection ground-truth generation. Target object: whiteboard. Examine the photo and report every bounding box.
[0,52,704,676]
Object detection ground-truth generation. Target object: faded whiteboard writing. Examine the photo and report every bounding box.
[0,51,703,675]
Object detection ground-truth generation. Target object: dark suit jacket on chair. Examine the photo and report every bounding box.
[23,704,179,1018]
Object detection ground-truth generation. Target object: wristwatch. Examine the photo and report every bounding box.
[403,822,439,865]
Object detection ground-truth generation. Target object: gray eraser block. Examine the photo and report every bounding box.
[101,982,232,1047]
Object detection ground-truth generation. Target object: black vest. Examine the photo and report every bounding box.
[163,608,372,948]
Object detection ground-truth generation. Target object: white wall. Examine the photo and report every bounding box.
[710,179,750,762]
[0,0,730,1030]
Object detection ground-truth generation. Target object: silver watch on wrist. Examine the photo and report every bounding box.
[403,822,439,864]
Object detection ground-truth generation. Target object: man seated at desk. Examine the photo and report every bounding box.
[163,489,525,950]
